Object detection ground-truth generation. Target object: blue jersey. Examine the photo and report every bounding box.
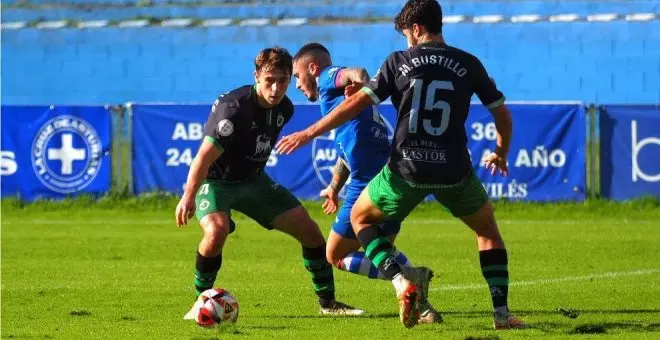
[317,65,390,186]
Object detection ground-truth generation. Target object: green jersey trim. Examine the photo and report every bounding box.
[486,97,506,110]
[204,136,225,152]
[361,87,382,105]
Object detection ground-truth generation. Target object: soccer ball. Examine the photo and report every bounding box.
[195,288,239,328]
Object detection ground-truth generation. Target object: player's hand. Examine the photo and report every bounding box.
[319,186,339,215]
[483,151,509,176]
[175,196,196,227]
[276,130,313,155]
[344,83,362,98]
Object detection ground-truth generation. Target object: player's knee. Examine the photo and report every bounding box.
[301,221,325,248]
[350,213,371,234]
[461,201,498,233]
[201,214,231,246]
[325,246,342,268]
[207,225,229,241]
[476,209,497,229]
[479,221,500,238]
[295,214,325,245]
[349,209,363,228]
[292,216,325,247]
[471,215,502,241]
[350,199,377,228]
[202,228,228,251]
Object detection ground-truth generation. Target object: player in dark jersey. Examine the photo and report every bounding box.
[175,47,363,320]
[277,0,527,329]
[292,43,441,324]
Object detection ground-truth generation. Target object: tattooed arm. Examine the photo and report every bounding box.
[320,158,350,215]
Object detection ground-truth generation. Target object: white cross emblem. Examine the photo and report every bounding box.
[47,133,86,175]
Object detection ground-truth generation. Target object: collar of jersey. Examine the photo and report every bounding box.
[418,41,447,48]
[250,84,277,111]
[251,84,267,110]
[317,64,338,90]
[251,84,259,107]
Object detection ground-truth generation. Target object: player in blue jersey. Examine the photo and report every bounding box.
[291,43,440,324]
[279,0,527,330]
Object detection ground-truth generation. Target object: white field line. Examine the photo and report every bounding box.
[2,269,656,293]
[1,219,655,225]
[431,269,660,291]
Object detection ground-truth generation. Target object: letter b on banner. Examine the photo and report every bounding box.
[631,120,660,183]
[601,105,660,200]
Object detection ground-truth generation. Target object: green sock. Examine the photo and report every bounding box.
[357,226,401,280]
[302,246,335,307]
[194,252,222,297]
[479,249,509,312]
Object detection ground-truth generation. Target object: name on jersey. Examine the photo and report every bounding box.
[401,147,447,163]
[401,139,447,163]
[399,55,467,78]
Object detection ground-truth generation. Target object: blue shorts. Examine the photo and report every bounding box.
[331,184,402,240]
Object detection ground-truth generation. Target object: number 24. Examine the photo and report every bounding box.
[408,79,454,136]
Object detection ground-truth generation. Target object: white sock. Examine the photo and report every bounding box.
[337,249,414,280]
[391,273,407,293]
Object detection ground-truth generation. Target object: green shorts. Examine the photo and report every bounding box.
[367,166,489,220]
[195,173,301,230]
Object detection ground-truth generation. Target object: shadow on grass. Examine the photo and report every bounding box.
[527,321,660,334]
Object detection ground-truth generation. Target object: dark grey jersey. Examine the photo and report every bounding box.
[204,85,294,181]
[363,42,505,184]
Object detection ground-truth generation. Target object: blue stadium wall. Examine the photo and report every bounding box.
[2,1,660,105]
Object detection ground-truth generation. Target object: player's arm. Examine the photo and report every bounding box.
[176,140,223,227]
[335,67,369,87]
[490,105,512,159]
[275,92,373,155]
[182,140,222,202]
[276,55,396,154]
[309,91,374,138]
[320,157,350,215]
[330,157,350,192]
[307,57,396,137]
[473,57,512,175]
[176,100,234,226]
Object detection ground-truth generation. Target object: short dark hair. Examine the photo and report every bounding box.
[255,46,293,76]
[394,0,443,34]
[293,42,331,62]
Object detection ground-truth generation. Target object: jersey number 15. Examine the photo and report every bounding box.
[409,79,454,136]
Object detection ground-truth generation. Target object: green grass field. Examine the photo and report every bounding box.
[2,197,659,339]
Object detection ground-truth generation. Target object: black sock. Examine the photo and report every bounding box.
[479,248,509,311]
[356,226,401,280]
[302,245,335,307]
[194,251,223,297]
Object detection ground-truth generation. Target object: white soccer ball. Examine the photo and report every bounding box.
[195,288,239,328]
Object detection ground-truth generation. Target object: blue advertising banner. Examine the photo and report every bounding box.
[463,103,586,201]
[1,105,112,201]
[600,105,660,200]
[131,102,586,202]
[131,104,325,197]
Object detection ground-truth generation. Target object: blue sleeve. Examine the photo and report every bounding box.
[319,66,345,92]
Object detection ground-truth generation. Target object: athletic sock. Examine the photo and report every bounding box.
[303,245,335,307]
[479,248,509,314]
[336,248,413,280]
[356,226,402,280]
[194,251,223,297]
